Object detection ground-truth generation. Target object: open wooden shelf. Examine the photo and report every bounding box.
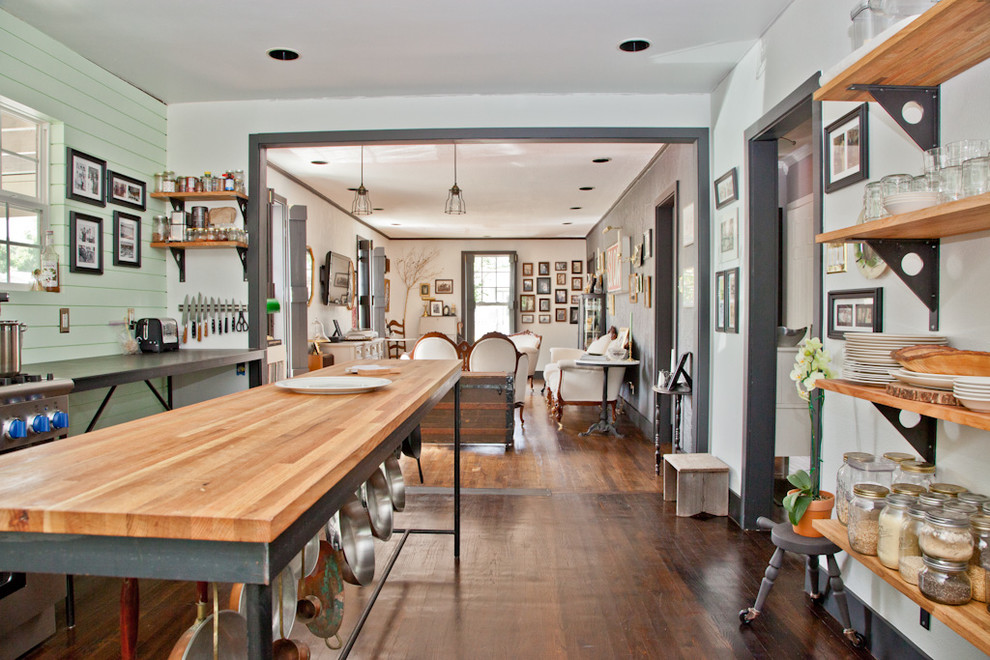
[814,519,990,654]
[150,191,248,203]
[818,379,990,433]
[815,0,990,103]
[151,240,247,250]
[816,193,990,243]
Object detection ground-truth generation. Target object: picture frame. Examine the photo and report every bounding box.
[69,211,104,274]
[520,294,535,312]
[539,298,550,312]
[714,168,738,209]
[629,273,638,304]
[384,279,390,313]
[571,277,583,291]
[107,170,146,211]
[555,261,567,272]
[571,260,583,274]
[556,273,567,286]
[334,272,350,288]
[537,277,551,294]
[522,278,534,292]
[826,242,848,274]
[420,283,430,298]
[555,308,567,322]
[429,300,444,317]
[570,294,580,305]
[824,104,869,193]
[112,211,141,268]
[607,294,615,316]
[67,148,106,207]
[644,275,652,308]
[719,208,739,264]
[606,241,622,293]
[539,314,551,324]
[726,267,739,333]
[538,261,550,276]
[555,289,567,304]
[665,353,693,390]
[715,271,726,332]
[435,278,453,295]
[521,313,535,324]
[522,262,533,277]
[644,228,654,257]
[569,306,579,324]
[828,287,883,339]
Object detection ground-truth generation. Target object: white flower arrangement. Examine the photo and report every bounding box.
[790,336,836,402]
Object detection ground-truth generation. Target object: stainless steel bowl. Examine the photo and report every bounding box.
[338,495,375,586]
[364,470,393,541]
[382,456,406,512]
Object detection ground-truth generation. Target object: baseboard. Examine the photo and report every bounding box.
[619,394,652,438]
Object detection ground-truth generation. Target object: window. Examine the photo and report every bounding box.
[464,252,515,342]
[0,102,48,285]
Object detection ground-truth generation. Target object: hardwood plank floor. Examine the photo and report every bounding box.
[23,383,871,659]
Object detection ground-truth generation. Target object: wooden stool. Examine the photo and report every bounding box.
[662,453,729,517]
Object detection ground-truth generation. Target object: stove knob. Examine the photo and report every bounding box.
[48,410,69,430]
[3,418,26,440]
[28,414,51,434]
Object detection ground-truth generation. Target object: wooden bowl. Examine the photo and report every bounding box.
[893,346,990,376]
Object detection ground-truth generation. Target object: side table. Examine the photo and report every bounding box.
[652,384,691,473]
[574,357,639,437]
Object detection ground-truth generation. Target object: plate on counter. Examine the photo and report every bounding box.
[274,376,392,395]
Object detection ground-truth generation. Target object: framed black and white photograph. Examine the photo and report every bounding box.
[522,262,533,276]
[571,277,583,291]
[538,261,550,276]
[69,211,103,274]
[556,273,567,286]
[435,278,453,295]
[107,171,146,211]
[828,287,883,339]
[67,148,106,207]
[726,267,739,333]
[553,308,566,322]
[824,104,869,193]
[715,271,726,332]
[538,314,551,324]
[719,208,739,263]
[555,261,567,272]
[539,298,550,312]
[570,294,580,305]
[714,168,738,209]
[537,277,551,294]
[429,300,444,317]
[522,278,534,292]
[521,313,534,324]
[555,289,567,304]
[113,211,141,268]
[571,260,583,274]
[569,306,579,324]
[520,294,535,313]
[420,283,430,298]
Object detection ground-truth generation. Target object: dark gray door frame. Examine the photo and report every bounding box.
[738,74,823,530]
[248,127,711,451]
[653,187,677,450]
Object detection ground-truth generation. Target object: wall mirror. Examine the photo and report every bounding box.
[306,246,314,306]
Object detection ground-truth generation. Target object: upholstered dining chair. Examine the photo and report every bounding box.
[467,332,529,426]
[508,330,542,390]
[410,331,460,360]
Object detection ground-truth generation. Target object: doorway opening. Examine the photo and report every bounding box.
[653,190,677,451]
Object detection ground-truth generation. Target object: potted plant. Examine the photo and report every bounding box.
[783,336,836,537]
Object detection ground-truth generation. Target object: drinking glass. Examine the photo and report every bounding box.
[922,147,940,175]
[962,157,990,197]
[864,182,886,221]
[881,174,913,202]
[911,173,940,192]
[940,166,963,202]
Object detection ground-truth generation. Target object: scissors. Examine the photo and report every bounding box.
[235,303,248,332]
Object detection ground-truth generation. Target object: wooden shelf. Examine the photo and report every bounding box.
[151,241,247,250]
[815,0,990,103]
[814,519,990,655]
[150,191,248,203]
[817,379,990,433]
[816,193,990,243]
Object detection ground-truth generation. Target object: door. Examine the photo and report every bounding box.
[268,192,307,376]
[462,251,516,343]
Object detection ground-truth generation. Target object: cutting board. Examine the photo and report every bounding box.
[886,382,959,406]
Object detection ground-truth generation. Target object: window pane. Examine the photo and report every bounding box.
[495,287,509,303]
[9,206,38,245]
[0,152,37,197]
[0,245,7,283]
[0,202,6,241]
[9,244,35,283]
[0,113,39,157]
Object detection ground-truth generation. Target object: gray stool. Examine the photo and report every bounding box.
[740,517,865,648]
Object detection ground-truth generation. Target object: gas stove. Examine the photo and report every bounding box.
[0,374,73,454]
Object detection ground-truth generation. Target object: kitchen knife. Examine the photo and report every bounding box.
[225,298,230,334]
[190,296,197,342]
[197,293,204,341]
[181,294,189,344]
[211,297,217,334]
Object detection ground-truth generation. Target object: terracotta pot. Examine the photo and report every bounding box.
[789,489,834,537]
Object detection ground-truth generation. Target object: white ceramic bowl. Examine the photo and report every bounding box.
[955,396,990,412]
[884,192,939,215]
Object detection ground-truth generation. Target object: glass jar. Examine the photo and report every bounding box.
[895,460,936,490]
[233,169,245,194]
[836,451,874,525]
[943,501,979,516]
[151,215,169,243]
[969,514,990,603]
[883,452,916,465]
[891,483,926,498]
[899,503,931,585]
[920,509,974,562]
[162,170,176,193]
[849,484,889,555]
[958,492,989,508]
[153,171,166,193]
[930,483,968,498]
[918,556,971,605]
[878,493,913,569]
[845,455,896,512]
[919,491,951,508]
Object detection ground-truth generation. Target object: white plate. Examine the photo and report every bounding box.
[344,364,390,374]
[956,396,990,412]
[274,376,392,394]
[955,376,990,387]
[889,369,956,390]
[842,370,895,384]
[953,387,990,397]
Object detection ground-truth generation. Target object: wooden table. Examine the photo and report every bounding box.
[575,357,639,437]
[0,358,462,659]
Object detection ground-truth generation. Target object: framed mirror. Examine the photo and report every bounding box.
[306,246,315,306]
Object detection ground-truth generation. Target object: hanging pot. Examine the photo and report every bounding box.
[288,534,321,579]
[364,470,393,541]
[298,540,345,639]
[166,610,247,660]
[382,456,406,512]
[0,321,27,377]
[337,495,375,586]
[401,426,422,460]
[272,638,311,660]
[229,566,298,639]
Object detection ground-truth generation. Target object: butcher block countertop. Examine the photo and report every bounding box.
[0,359,460,544]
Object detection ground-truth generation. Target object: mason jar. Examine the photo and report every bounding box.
[968,514,990,603]
[883,452,916,465]
[836,452,874,526]
[930,483,968,498]
[899,503,930,585]
[878,494,913,569]
[919,491,951,508]
[958,493,989,508]
[918,556,971,606]
[848,484,889,556]
[920,509,974,562]
[896,460,936,490]
[891,483,926,498]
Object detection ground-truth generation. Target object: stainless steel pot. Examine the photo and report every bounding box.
[0,321,26,377]
[401,426,422,460]
[337,495,375,586]
[382,456,406,512]
[364,470,393,541]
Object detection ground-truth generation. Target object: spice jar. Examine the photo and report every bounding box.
[836,452,875,526]
[154,171,167,193]
[151,215,169,243]
[878,494,913,569]
[899,503,931,585]
[930,483,968,498]
[918,556,971,606]
[969,514,990,603]
[919,492,951,508]
[849,484,889,555]
[891,483,926,498]
[896,460,936,490]
[920,509,974,562]
[958,493,989,508]
[162,170,175,193]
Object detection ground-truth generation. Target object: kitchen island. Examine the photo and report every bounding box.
[0,358,462,659]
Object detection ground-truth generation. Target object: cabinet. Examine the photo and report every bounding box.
[315,338,385,363]
[579,293,605,349]
[149,192,249,282]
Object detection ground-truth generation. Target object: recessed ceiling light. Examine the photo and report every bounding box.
[618,39,650,53]
[562,221,574,225]
[373,208,384,211]
[267,48,299,61]
[391,223,400,226]
[579,186,594,191]
[570,207,582,210]
[592,157,612,163]
[311,160,328,165]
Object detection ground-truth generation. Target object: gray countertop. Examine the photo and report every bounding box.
[24,348,266,392]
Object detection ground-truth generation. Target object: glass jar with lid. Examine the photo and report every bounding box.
[883,452,916,465]
[918,556,971,605]
[896,460,936,490]
[891,483,926,498]
[878,493,913,569]
[162,170,176,193]
[930,483,968,498]
[943,500,979,516]
[899,502,931,585]
[849,484,889,555]
[919,491,951,508]
[920,509,974,562]
[969,514,990,603]
[151,215,169,243]
[836,452,874,525]
[958,492,989,508]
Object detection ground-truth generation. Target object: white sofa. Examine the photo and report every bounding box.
[508,330,542,390]
[543,333,625,423]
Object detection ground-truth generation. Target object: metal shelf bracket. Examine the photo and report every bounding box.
[864,239,939,331]
[169,247,186,283]
[871,402,936,463]
[236,246,248,281]
[849,84,939,151]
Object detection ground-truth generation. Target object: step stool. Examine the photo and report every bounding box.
[662,452,729,517]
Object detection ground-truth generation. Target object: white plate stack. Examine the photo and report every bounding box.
[843,333,949,385]
[953,376,990,412]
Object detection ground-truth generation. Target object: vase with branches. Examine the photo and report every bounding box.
[392,246,441,331]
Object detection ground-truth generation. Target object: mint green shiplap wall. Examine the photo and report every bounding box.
[0,10,169,433]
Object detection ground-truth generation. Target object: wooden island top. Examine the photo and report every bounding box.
[0,359,461,544]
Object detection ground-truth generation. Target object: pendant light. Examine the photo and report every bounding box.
[444,143,466,215]
[351,145,372,216]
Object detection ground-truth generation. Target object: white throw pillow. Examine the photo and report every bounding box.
[586,335,611,355]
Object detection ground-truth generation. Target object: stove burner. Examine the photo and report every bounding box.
[0,374,45,387]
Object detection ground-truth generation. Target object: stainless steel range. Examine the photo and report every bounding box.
[0,374,72,454]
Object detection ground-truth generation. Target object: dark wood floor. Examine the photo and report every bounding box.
[24,383,871,659]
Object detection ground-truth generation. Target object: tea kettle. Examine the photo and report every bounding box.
[0,294,27,377]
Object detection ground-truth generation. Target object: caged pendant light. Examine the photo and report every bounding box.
[444,143,466,215]
[351,145,373,216]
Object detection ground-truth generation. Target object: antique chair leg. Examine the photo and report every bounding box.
[516,403,525,426]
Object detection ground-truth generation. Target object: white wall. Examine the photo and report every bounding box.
[711,2,990,657]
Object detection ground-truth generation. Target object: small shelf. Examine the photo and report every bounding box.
[150,241,248,283]
[151,191,248,219]
[815,0,990,103]
[816,193,990,243]
[813,519,990,655]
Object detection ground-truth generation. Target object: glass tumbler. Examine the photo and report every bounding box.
[940,165,963,202]
[881,173,913,199]
[922,147,940,175]
[962,157,990,197]
[911,173,940,192]
[864,182,886,221]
